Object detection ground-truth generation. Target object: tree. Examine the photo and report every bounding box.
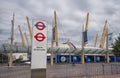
[112,35,120,56]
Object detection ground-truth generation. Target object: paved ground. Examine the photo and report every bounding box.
[0,63,120,78]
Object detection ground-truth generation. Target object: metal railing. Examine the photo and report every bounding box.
[0,66,30,78]
[0,63,120,78]
[47,63,120,78]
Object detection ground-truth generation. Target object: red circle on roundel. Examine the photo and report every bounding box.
[35,21,45,30]
[34,33,46,42]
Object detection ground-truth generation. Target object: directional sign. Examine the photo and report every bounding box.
[34,33,46,42]
[31,20,47,69]
[35,21,46,30]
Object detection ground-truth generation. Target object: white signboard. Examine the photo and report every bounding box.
[31,21,47,69]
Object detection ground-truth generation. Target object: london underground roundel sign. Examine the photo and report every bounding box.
[34,33,46,42]
[35,21,46,30]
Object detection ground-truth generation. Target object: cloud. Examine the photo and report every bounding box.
[0,0,120,48]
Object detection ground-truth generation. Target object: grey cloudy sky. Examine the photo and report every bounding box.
[0,0,120,47]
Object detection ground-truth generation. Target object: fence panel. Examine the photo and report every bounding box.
[0,63,120,78]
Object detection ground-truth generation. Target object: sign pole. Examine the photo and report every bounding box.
[31,21,47,78]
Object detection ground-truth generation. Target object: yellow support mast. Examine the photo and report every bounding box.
[24,32,29,47]
[99,20,107,48]
[50,10,59,66]
[81,25,85,64]
[94,34,98,47]
[9,13,14,67]
[18,25,26,48]
[106,27,109,63]
[54,10,59,46]
[26,16,32,41]
[81,12,89,64]
[85,12,89,31]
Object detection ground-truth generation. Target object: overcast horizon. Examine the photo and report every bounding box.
[0,0,120,48]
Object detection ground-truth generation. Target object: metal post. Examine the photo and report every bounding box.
[111,64,113,74]
[69,53,71,63]
[1,54,3,64]
[102,64,105,75]
[94,55,96,62]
